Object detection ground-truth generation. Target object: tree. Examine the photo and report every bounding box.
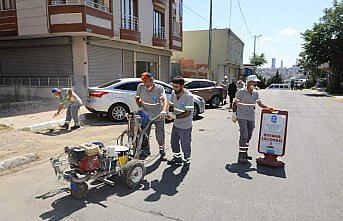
[267,70,283,87]
[300,1,343,93]
[250,53,267,68]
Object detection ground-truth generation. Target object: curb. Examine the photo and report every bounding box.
[0,153,37,172]
[18,119,65,132]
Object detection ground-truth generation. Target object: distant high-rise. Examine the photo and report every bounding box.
[271,58,276,69]
[281,60,284,69]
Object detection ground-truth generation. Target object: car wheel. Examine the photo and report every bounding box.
[210,95,221,108]
[108,103,129,122]
[193,103,199,118]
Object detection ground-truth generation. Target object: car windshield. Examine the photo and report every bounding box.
[98,80,121,88]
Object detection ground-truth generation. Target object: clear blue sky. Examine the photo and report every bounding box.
[183,0,334,68]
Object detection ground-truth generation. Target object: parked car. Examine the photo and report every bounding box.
[85,78,206,121]
[266,83,290,90]
[183,78,223,108]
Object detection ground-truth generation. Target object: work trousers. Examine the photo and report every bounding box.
[171,126,192,162]
[66,103,81,125]
[144,120,165,149]
[238,119,255,148]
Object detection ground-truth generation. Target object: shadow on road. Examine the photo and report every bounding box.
[225,163,256,180]
[303,93,328,97]
[36,128,73,136]
[38,180,148,221]
[256,164,287,179]
[81,113,126,127]
[144,165,187,202]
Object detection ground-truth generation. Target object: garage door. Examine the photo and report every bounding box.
[0,46,73,76]
[88,45,123,87]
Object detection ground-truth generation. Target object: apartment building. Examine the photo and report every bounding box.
[0,0,183,100]
[172,29,244,83]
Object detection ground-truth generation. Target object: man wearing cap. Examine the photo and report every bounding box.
[234,75,273,163]
[228,78,237,109]
[220,76,229,105]
[236,76,246,90]
[52,88,82,130]
[167,76,194,172]
[136,72,168,160]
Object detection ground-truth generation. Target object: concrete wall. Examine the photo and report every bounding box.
[139,1,153,47]
[0,86,53,101]
[172,29,244,82]
[113,0,121,39]
[72,36,89,100]
[16,0,49,36]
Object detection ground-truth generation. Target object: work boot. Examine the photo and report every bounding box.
[61,123,69,129]
[238,151,248,164]
[159,148,167,161]
[181,162,190,173]
[139,148,151,160]
[167,156,183,166]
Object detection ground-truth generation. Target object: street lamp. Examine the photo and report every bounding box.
[253,34,262,74]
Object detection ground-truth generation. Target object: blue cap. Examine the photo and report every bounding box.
[52,88,60,94]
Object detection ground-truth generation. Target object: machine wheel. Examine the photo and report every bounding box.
[70,182,89,199]
[210,95,221,108]
[108,103,129,122]
[121,159,146,188]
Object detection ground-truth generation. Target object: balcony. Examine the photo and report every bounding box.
[153,26,166,47]
[120,15,141,42]
[152,0,168,8]
[0,9,18,37]
[48,0,113,37]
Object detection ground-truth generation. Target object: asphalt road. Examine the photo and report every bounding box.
[0,90,342,221]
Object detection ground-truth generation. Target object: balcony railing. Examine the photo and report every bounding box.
[173,31,181,38]
[153,26,165,39]
[50,0,109,13]
[0,76,72,87]
[121,15,139,31]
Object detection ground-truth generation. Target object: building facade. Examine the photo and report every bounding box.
[0,0,183,100]
[171,29,244,83]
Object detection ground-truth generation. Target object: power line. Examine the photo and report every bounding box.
[237,0,253,36]
[183,3,210,24]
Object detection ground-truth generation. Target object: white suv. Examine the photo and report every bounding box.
[85,78,206,121]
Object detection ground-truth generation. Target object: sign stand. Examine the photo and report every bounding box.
[256,109,288,168]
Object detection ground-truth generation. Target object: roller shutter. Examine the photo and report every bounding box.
[0,46,73,77]
[88,45,123,86]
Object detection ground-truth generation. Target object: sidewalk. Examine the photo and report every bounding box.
[0,105,127,173]
[303,88,343,101]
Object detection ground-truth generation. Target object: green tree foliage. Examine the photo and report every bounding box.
[300,0,343,93]
[266,70,283,87]
[250,53,267,68]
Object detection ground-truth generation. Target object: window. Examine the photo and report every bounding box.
[121,0,137,30]
[0,0,15,10]
[156,83,172,94]
[116,82,140,91]
[185,81,200,89]
[153,10,165,39]
[198,81,214,88]
[98,80,121,88]
[172,1,181,36]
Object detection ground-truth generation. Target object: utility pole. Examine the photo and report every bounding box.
[253,34,262,74]
[208,0,213,80]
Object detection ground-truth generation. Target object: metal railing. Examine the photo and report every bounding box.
[153,26,165,39]
[50,0,109,13]
[121,15,139,31]
[173,31,181,38]
[0,76,73,87]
